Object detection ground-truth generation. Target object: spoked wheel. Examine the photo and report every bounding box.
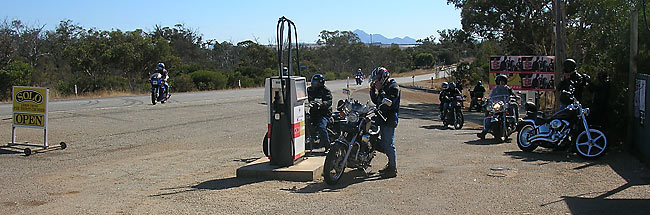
[323,143,347,185]
[517,124,538,152]
[575,129,607,159]
[499,116,508,142]
[453,110,464,130]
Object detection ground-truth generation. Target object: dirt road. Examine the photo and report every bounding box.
[0,79,649,214]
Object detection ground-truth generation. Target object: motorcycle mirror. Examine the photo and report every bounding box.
[381,98,393,106]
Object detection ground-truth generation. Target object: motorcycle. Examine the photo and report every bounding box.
[322,97,388,185]
[480,92,519,142]
[442,95,465,129]
[468,89,486,112]
[262,99,344,157]
[150,73,170,105]
[516,94,608,159]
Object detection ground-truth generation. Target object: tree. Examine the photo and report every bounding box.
[414,53,434,68]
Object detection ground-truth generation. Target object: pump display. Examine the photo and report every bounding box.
[263,16,306,167]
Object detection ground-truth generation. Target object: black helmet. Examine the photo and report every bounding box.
[449,82,456,89]
[495,74,508,85]
[477,80,482,86]
[441,82,449,90]
[370,67,390,87]
[524,101,538,113]
[311,74,325,87]
[563,59,576,73]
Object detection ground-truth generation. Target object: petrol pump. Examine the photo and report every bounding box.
[263,16,306,167]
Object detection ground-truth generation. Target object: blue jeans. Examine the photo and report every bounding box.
[315,116,330,148]
[380,126,396,167]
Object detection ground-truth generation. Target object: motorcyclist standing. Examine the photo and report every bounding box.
[355,68,364,85]
[470,81,486,110]
[477,74,516,139]
[307,74,333,150]
[439,82,461,120]
[370,67,401,178]
[558,59,591,109]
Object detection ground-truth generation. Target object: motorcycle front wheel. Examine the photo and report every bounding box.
[323,143,347,185]
[151,88,158,105]
[575,129,607,159]
[453,109,464,130]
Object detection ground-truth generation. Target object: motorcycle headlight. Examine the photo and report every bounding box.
[346,112,359,123]
[492,102,503,111]
[582,108,590,116]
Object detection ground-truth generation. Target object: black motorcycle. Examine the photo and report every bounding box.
[442,95,465,129]
[323,98,388,185]
[480,92,519,142]
[262,100,344,157]
[517,94,608,159]
[468,89,486,112]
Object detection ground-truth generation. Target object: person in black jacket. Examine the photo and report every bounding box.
[369,67,400,178]
[439,82,462,120]
[557,59,591,109]
[307,74,333,150]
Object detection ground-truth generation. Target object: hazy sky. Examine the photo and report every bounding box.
[1,0,461,44]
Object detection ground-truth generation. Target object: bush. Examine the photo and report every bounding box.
[189,70,228,90]
[171,73,196,92]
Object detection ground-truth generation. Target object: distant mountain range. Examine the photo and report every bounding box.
[353,29,418,44]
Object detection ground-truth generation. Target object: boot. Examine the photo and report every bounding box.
[477,131,486,139]
[380,166,397,178]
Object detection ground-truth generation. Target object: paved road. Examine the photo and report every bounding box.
[0,71,648,214]
[0,72,438,116]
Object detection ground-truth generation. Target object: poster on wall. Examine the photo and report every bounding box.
[489,56,555,91]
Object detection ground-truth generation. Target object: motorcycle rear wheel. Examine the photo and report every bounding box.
[323,143,346,185]
[517,124,538,152]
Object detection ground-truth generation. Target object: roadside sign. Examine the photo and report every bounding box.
[12,86,48,128]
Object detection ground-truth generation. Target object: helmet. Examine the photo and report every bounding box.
[563,59,576,73]
[156,62,165,71]
[311,74,325,87]
[441,82,449,90]
[477,81,483,86]
[449,83,456,89]
[358,68,362,72]
[370,67,390,87]
[495,74,508,85]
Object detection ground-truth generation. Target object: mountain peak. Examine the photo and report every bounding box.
[353,29,417,44]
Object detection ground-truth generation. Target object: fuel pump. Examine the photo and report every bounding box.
[264,16,307,167]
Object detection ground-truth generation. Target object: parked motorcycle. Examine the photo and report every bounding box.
[516,94,608,159]
[150,73,170,105]
[262,99,344,157]
[442,95,465,129]
[480,92,519,142]
[468,89,486,112]
[322,97,388,185]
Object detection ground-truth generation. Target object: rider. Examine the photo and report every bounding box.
[154,63,170,97]
[439,82,461,120]
[558,59,591,109]
[355,68,364,85]
[470,81,486,110]
[307,74,333,150]
[369,67,401,178]
[477,74,516,139]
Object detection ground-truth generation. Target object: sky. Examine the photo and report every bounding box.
[1,0,462,44]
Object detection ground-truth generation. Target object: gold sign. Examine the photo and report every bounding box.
[12,86,48,128]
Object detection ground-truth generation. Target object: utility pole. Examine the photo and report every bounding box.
[627,3,638,148]
[553,0,567,112]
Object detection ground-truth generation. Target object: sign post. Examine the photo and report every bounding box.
[9,86,65,155]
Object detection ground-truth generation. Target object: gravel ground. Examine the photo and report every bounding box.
[0,86,648,215]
